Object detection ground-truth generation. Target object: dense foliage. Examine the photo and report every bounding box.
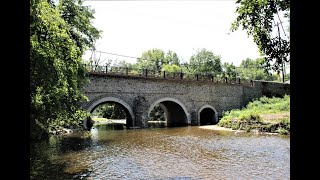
[222,62,237,79]
[92,103,126,119]
[218,95,290,134]
[187,48,223,76]
[237,58,277,81]
[161,64,182,73]
[30,0,101,138]
[149,105,166,121]
[90,47,283,81]
[136,49,181,72]
[231,0,290,72]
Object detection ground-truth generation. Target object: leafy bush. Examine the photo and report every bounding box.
[228,110,241,117]
[276,128,289,135]
[239,112,262,122]
[278,117,290,131]
[245,95,290,114]
[217,95,290,134]
[217,116,232,128]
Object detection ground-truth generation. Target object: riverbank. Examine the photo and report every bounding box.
[218,112,290,135]
[217,95,290,135]
[199,112,290,135]
[199,124,280,135]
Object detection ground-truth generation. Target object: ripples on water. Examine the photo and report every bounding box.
[30,125,290,179]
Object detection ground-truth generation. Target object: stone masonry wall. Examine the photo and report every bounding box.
[82,73,290,127]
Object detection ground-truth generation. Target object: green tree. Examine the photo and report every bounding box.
[223,62,237,79]
[58,0,100,54]
[136,49,182,72]
[92,104,113,118]
[30,0,101,139]
[136,48,166,71]
[149,105,166,121]
[284,73,290,82]
[165,50,180,65]
[231,0,290,72]
[161,64,182,73]
[92,103,126,119]
[237,58,277,81]
[188,48,223,76]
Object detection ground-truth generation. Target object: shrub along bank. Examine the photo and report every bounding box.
[218,95,290,134]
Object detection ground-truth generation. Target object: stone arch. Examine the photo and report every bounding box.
[148,97,191,126]
[198,105,218,125]
[87,97,135,127]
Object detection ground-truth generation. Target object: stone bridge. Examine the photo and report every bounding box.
[81,72,290,129]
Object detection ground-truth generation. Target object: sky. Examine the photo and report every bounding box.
[82,0,266,66]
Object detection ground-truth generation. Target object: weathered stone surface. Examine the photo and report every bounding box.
[81,73,290,128]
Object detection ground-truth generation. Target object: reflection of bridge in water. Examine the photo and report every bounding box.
[94,119,166,129]
[82,67,290,129]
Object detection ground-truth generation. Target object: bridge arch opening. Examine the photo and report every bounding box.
[87,97,134,127]
[148,98,190,127]
[199,105,218,125]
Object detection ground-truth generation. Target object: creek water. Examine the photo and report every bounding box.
[30,124,290,179]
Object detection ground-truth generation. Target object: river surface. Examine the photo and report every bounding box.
[30,124,290,179]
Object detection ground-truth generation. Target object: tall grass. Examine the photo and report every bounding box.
[218,95,290,134]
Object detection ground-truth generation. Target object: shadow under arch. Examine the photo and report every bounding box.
[87,97,135,127]
[198,105,218,125]
[148,97,191,127]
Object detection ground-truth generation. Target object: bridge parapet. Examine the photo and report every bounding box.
[84,64,254,86]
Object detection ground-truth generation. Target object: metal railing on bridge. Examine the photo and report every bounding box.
[84,64,254,86]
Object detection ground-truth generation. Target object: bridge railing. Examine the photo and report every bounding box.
[85,64,254,86]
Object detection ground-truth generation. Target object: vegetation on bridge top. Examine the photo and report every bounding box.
[87,48,289,84]
[84,60,290,85]
[85,64,256,85]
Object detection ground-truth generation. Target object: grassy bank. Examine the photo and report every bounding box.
[217,95,290,134]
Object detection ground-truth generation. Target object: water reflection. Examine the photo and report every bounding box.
[94,123,127,131]
[30,125,290,179]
